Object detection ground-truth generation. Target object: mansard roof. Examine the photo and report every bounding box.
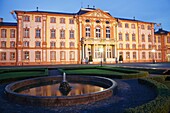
[0,22,17,26]
[155,28,169,35]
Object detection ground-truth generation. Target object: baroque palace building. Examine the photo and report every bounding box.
[0,7,170,66]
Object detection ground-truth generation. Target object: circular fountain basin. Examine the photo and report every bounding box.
[5,75,117,106]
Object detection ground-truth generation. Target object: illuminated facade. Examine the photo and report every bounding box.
[0,8,169,66]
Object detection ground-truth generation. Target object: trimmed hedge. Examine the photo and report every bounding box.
[124,78,170,113]
[59,66,149,79]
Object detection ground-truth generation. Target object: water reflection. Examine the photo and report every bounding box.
[19,83,105,96]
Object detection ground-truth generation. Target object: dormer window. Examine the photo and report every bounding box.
[85,19,90,22]
[96,20,100,23]
[106,21,110,24]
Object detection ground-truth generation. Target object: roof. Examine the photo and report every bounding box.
[77,8,112,16]
[0,22,17,26]
[155,28,169,35]
[115,17,154,24]
[15,10,76,15]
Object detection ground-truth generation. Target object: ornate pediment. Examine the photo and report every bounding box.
[83,9,112,19]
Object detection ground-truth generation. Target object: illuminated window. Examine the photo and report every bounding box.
[60,29,65,39]
[85,26,90,37]
[70,30,74,39]
[24,51,29,60]
[10,52,15,60]
[35,51,41,60]
[50,51,56,60]
[35,16,41,22]
[50,29,56,38]
[106,27,110,38]
[10,29,15,38]
[23,28,29,38]
[1,29,6,38]
[96,27,101,38]
[50,17,56,23]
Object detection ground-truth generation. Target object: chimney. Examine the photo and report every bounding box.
[0,18,3,22]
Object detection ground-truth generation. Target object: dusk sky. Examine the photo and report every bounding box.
[0,0,170,31]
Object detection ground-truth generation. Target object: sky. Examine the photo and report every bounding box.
[0,0,170,31]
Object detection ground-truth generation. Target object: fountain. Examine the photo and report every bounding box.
[5,73,117,106]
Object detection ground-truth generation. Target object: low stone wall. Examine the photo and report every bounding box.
[5,75,117,106]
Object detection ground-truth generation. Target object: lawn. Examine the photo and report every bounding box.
[0,68,48,81]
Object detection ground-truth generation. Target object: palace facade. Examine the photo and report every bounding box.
[0,7,169,66]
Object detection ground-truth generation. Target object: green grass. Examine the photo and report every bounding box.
[59,66,149,79]
[0,68,48,81]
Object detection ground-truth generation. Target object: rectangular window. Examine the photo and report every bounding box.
[60,51,65,60]
[24,28,29,38]
[149,52,152,59]
[70,51,75,60]
[96,27,101,38]
[50,42,56,47]
[50,51,56,60]
[69,19,74,24]
[50,17,56,23]
[106,27,110,38]
[10,52,15,60]
[70,30,74,39]
[141,25,145,29]
[69,42,74,48]
[35,29,41,38]
[1,41,6,48]
[35,16,41,22]
[154,36,157,43]
[10,41,15,48]
[35,41,41,47]
[1,29,6,38]
[142,52,145,59]
[126,52,130,59]
[148,25,151,30]
[118,23,122,27]
[60,30,65,39]
[24,51,29,60]
[167,37,170,43]
[125,23,129,28]
[133,52,136,59]
[23,41,29,47]
[23,16,30,22]
[107,47,112,58]
[1,52,6,60]
[125,33,129,41]
[85,26,90,37]
[142,34,145,42]
[158,36,161,43]
[131,24,135,29]
[119,33,122,41]
[60,18,65,24]
[50,29,56,38]
[148,35,151,42]
[158,53,161,58]
[132,34,136,41]
[10,29,15,38]
[35,51,41,60]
